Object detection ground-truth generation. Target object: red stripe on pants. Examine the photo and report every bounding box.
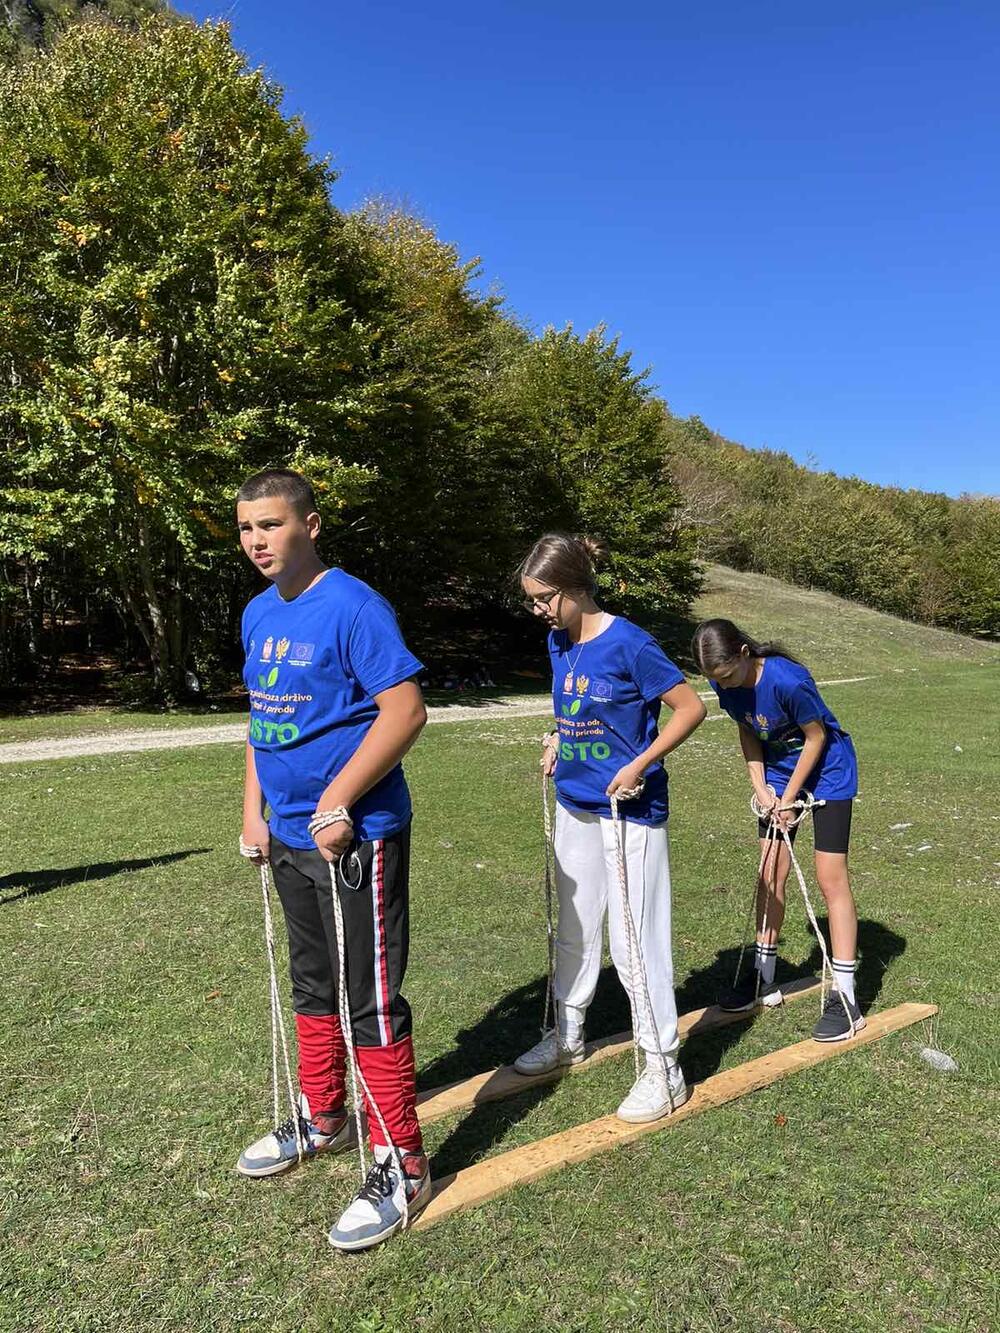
[294,1013,346,1116]
[356,1036,423,1153]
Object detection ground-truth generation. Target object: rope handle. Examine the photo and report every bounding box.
[750,785,826,827]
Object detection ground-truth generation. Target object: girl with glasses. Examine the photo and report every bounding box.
[515,533,706,1121]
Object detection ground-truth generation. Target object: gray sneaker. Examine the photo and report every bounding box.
[811,991,866,1042]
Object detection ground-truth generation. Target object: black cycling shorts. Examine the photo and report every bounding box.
[758,798,853,855]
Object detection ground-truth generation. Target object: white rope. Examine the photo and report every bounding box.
[239,840,304,1161]
[609,783,676,1105]
[746,790,855,1029]
[540,769,557,1037]
[309,810,411,1232]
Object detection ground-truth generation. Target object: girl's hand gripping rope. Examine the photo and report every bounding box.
[606,762,647,800]
[540,729,559,777]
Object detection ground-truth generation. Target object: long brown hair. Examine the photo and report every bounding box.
[516,533,608,595]
[691,618,802,675]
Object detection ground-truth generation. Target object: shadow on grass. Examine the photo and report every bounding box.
[423,915,905,1178]
[804,915,906,1010]
[0,848,212,906]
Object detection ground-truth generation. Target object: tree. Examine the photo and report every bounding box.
[486,325,701,618]
[1,0,168,57]
[0,16,372,698]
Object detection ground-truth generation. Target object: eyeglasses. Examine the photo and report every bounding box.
[522,588,562,611]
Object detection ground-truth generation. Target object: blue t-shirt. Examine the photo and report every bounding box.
[241,569,423,847]
[548,617,686,825]
[711,656,858,801]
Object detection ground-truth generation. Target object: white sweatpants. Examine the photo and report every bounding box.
[553,803,680,1059]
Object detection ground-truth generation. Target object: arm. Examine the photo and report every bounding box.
[241,738,270,865]
[606,680,707,797]
[738,724,774,810]
[778,719,827,821]
[541,724,559,777]
[312,678,427,861]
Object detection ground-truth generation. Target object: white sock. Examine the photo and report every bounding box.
[755,941,778,985]
[831,958,857,1005]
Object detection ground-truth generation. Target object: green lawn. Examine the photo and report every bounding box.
[1,579,998,1331]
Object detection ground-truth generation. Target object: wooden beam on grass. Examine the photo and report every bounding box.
[416,974,823,1127]
[413,1001,937,1232]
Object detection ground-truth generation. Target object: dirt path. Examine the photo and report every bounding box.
[0,695,555,765]
[0,676,874,766]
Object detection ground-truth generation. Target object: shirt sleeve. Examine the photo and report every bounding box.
[346,595,424,699]
[782,672,827,728]
[631,641,686,703]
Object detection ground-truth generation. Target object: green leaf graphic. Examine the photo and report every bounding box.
[570,698,581,715]
[267,667,279,687]
[561,703,570,716]
[257,673,266,688]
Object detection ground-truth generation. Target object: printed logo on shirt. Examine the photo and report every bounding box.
[289,641,315,666]
[258,667,279,689]
[562,671,574,694]
[590,678,612,700]
[261,636,274,662]
[561,698,582,717]
[576,674,590,696]
[249,714,300,745]
[275,637,291,663]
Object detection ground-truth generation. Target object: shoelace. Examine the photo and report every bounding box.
[822,991,853,1016]
[357,1159,396,1206]
[273,1114,310,1146]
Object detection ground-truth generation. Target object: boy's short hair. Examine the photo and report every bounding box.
[236,468,318,519]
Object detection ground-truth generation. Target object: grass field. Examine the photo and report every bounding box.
[1,569,998,1332]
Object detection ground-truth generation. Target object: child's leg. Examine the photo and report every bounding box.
[333,826,423,1159]
[811,800,858,1001]
[551,806,610,1037]
[603,818,680,1060]
[755,831,790,982]
[269,836,347,1116]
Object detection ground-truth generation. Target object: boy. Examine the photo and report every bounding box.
[235,467,430,1250]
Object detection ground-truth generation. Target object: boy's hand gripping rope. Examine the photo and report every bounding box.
[308,809,412,1232]
[238,839,305,1163]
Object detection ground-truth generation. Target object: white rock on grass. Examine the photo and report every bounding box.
[919,1047,959,1073]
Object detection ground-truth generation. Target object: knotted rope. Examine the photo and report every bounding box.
[308,810,411,1231]
[734,789,854,1030]
[239,839,305,1162]
[538,767,676,1107]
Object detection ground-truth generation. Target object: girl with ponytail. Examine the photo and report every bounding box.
[691,618,863,1042]
[514,534,706,1123]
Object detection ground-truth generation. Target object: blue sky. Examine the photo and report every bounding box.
[179,1,1000,497]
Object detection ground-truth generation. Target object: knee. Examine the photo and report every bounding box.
[816,869,851,903]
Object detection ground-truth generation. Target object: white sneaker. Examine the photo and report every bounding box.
[513,1028,586,1076]
[616,1056,690,1124]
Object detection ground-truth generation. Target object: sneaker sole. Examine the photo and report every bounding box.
[327,1178,432,1252]
[811,1014,867,1044]
[615,1082,692,1125]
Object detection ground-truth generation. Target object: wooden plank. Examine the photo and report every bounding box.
[413,1001,937,1232]
[416,974,823,1126]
